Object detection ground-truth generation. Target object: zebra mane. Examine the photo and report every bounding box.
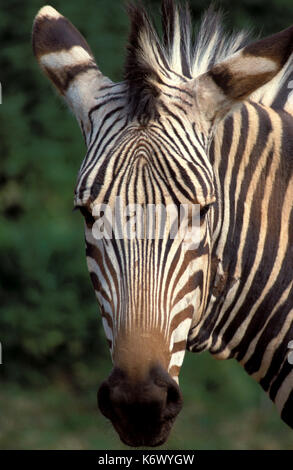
[124,0,250,119]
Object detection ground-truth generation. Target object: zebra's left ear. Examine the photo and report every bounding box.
[194,25,293,124]
[32,5,111,134]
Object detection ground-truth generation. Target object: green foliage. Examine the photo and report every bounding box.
[0,0,293,449]
[0,0,123,387]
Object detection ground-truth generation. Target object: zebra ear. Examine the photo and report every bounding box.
[32,6,110,134]
[195,25,293,124]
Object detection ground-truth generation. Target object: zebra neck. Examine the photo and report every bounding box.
[188,101,293,397]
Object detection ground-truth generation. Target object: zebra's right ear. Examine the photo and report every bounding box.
[193,25,293,127]
[32,6,110,135]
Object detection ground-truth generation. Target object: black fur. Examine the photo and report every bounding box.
[124,3,163,122]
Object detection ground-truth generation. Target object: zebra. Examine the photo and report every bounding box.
[32,0,293,447]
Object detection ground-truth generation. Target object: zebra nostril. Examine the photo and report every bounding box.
[97,381,113,419]
[167,384,180,404]
[164,383,183,419]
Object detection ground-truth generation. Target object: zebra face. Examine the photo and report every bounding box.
[33,0,293,448]
[77,117,215,370]
[76,119,215,446]
[33,4,216,446]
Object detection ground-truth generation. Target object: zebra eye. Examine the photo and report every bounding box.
[200,204,211,219]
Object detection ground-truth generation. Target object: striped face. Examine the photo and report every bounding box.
[33,0,293,447]
[74,86,216,381]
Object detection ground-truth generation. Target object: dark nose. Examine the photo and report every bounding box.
[97,364,183,447]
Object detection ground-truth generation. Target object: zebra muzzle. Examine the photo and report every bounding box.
[97,364,183,447]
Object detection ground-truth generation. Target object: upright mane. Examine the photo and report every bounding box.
[124,0,250,118]
[124,0,293,117]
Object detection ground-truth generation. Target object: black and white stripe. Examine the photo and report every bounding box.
[33,0,293,430]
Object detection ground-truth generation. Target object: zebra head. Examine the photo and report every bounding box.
[33,1,293,447]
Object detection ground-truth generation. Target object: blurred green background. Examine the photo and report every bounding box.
[0,0,292,450]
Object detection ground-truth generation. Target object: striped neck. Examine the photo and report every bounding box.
[188,100,293,425]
